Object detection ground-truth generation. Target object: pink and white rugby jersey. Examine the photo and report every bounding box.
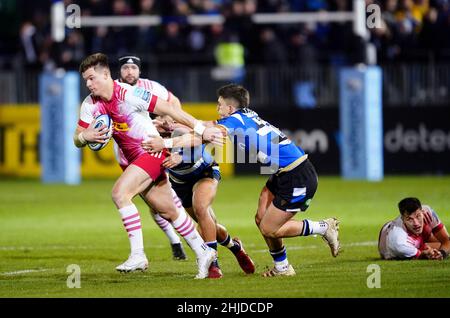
[378,205,444,259]
[136,78,172,102]
[112,78,172,167]
[78,81,160,164]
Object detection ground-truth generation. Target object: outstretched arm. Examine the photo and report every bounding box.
[153,98,196,129]
[142,132,203,153]
[431,226,450,259]
[142,124,227,153]
[152,99,224,145]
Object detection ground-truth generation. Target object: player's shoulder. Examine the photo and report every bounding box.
[387,225,409,250]
[236,108,262,126]
[113,81,135,102]
[139,78,155,86]
[422,205,441,227]
[115,81,133,90]
[138,78,167,91]
[421,205,434,215]
[390,224,407,236]
[81,94,97,107]
[388,218,408,238]
[216,116,237,130]
[218,110,250,128]
[241,107,259,117]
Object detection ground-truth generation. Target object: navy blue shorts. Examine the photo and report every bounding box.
[169,164,221,208]
[266,159,318,212]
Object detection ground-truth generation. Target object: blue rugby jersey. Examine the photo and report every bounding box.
[216,108,305,170]
[168,144,215,182]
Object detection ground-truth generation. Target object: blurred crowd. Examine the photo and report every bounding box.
[3,0,450,71]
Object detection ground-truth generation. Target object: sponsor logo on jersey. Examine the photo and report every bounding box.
[133,87,151,102]
[113,122,129,132]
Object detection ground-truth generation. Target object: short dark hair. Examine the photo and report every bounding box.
[398,197,422,216]
[217,84,250,108]
[79,53,110,74]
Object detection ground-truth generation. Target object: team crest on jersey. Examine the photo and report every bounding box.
[133,87,151,102]
[113,122,129,132]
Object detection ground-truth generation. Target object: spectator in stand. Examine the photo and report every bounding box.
[7,0,450,70]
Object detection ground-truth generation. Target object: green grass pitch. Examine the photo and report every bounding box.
[0,176,449,298]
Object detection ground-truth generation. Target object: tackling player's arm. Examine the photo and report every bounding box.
[152,98,223,144]
[167,124,227,148]
[125,85,223,144]
[142,132,202,152]
[142,124,227,153]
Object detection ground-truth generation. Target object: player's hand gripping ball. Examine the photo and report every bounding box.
[88,114,113,151]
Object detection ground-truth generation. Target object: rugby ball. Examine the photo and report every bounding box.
[88,114,113,151]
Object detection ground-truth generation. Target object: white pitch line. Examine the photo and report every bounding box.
[0,244,171,251]
[346,241,378,247]
[253,241,377,253]
[1,269,50,276]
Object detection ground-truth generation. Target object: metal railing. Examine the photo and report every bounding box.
[1,63,449,107]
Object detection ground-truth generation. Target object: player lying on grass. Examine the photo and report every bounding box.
[378,197,449,260]
[143,114,256,278]
[115,54,186,261]
[143,83,341,277]
[73,53,222,278]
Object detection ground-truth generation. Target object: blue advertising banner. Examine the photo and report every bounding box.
[339,66,383,181]
[39,71,80,184]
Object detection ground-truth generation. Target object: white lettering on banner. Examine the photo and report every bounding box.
[385,124,450,153]
[282,129,329,153]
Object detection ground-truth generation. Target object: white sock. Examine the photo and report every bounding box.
[302,219,329,236]
[171,207,207,258]
[119,205,144,255]
[275,259,290,272]
[151,213,181,244]
[312,220,328,235]
[226,239,236,249]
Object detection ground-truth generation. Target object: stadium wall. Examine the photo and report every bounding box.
[1,104,449,177]
[0,104,233,178]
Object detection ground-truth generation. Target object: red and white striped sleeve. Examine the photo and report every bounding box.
[423,205,444,234]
